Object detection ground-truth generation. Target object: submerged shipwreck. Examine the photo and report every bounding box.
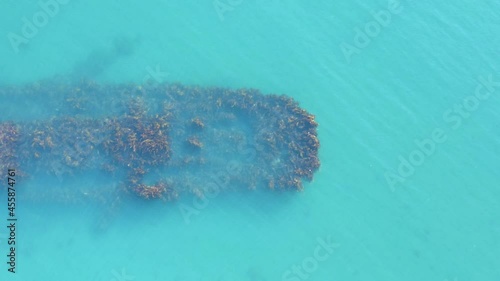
[0,80,320,204]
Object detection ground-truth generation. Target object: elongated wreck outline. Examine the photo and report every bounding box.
[0,81,320,203]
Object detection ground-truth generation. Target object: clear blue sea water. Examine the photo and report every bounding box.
[0,0,499,280]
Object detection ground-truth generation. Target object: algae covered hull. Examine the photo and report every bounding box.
[0,81,320,203]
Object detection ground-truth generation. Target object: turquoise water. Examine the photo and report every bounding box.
[1,0,499,280]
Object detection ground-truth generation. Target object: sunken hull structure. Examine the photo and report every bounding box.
[0,81,320,204]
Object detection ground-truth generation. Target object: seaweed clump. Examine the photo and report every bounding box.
[102,97,172,199]
[102,98,171,167]
[0,123,20,178]
[133,181,178,200]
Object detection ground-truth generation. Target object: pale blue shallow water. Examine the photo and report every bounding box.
[0,0,499,280]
